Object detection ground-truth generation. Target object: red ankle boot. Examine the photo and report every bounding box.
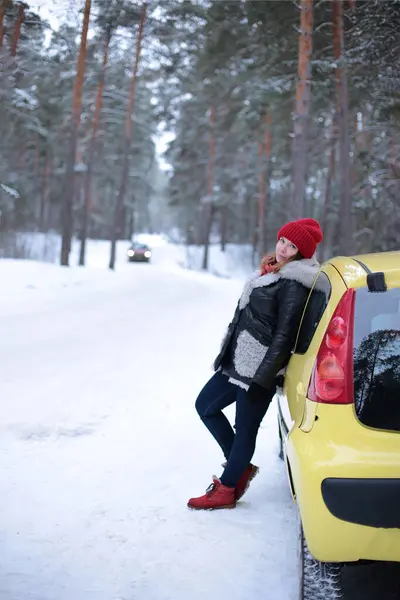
[235,464,259,500]
[187,478,236,510]
[220,462,259,501]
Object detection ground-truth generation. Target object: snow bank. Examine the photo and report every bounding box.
[181,243,257,279]
[0,233,256,296]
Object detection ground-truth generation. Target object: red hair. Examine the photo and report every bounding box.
[260,251,302,275]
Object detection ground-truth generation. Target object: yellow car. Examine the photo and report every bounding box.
[277,251,400,599]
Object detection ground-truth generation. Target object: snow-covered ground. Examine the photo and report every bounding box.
[0,238,298,600]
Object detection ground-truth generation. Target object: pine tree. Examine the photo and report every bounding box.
[60,0,92,267]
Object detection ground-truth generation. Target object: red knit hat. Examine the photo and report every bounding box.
[277,218,323,259]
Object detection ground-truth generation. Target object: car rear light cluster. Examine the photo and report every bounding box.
[308,288,355,404]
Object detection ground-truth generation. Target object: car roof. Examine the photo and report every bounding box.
[324,251,400,289]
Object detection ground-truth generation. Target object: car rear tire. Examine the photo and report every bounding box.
[299,516,344,600]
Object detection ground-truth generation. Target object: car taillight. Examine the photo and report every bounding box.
[308,288,355,404]
[326,316,347,349]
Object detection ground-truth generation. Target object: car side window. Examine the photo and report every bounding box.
[294,272,332,355]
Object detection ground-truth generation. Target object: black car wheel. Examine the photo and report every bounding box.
[298,513,344,600]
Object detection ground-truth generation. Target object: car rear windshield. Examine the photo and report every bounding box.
[353,287,400,432]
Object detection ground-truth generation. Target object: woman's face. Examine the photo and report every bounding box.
[276,236,298,263]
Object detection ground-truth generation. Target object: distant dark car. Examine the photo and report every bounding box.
[127,242,152,263]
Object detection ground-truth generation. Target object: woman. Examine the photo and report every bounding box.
[188,218,323,510]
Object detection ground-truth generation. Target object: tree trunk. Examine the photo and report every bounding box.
[257,113,272,256]
[79,27,111,266]
[128,202,135,240]
[389,133,400,180]
[0,4,5,49]
[220,205,227,252]
[333,0,352,255]
[257,139,265,256]
[34,134,39,177]
[291,0,313,218]
[320,113,337,261]
[40,156,50,231]
[109,2,147,271]
[33,138,41,225]
[201,104,215,270]
[60,0,91,266]
[10,2,24,57]
[208,104,215,200]
[249,190,258,268]
[264,111,272,249]
[201,204,215,270]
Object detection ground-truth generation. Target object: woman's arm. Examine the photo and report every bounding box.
[252,280,309,389]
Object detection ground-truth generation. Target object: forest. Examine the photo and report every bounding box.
[0,0,399,268]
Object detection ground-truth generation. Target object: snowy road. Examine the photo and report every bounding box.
[0,248,299,600]
[1,244,399,600]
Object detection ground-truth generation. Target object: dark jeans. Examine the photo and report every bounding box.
[195,371,276,488]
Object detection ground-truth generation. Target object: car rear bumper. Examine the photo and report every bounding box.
[322,477,400,529]
[286,404,400,563]
[128,256,149,262]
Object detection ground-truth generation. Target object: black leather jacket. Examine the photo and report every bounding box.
[214,258,319,390]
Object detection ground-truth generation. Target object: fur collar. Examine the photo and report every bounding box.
[238,256,320,310]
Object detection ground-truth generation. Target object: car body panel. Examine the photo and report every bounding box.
[278,251,400,564]
[285,404,400,563]
[282,263,347,429]
[330,252,400,289]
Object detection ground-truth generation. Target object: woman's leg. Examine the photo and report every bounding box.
[220,385,276,488]
[195,371,238,460]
